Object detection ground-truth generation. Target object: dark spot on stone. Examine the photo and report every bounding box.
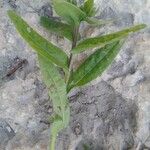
[116,13,134,27]
[39,3,53,18]
[73,122,82,136]
[5,0,17,9]
[76,138,105,150]
[98,7,134,27]
[99,7,117,19]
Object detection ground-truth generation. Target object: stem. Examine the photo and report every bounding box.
[50,134,56,150]
[67,25,79,83]
[49,26,80,150]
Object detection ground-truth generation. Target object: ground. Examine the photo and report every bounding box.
[0,0,150,150]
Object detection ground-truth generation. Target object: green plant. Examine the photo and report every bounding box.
[7,0,146,149]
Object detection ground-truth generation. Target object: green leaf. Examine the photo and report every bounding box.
[40,16,73,41]
[67,40,124,91]
[72,24,146,54]
[83,0,95,17]
[50,107,69,150]
[38,54,70,150]
[38,54,68,115]
[8,10,68,69]
[67,0,77,5]
[53,0,86,25]
[50,105,70,150]
[85,17,114,26]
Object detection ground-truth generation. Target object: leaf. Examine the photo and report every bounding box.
[38,54,68,115]
[38,54,70,150]
[83,0,95,17]
[50,107,69,150]
[67,0,77,5]
[53,0,87,25]
[40,16,73,41]
[72,24,146,54]
[50,105,70,150]
[85,17,114,26]
[67,40,124,91]
[8,10,68,69]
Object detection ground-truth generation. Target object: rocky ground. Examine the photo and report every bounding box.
[0,0,150,150]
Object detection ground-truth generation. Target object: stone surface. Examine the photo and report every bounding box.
[0,119,15,149]
[0,0,150,150]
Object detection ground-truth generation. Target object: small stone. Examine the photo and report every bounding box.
[73,123,82,136]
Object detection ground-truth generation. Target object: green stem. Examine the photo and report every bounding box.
[49,25,80,150]
[50,134,57,150]
[67,25,79,85]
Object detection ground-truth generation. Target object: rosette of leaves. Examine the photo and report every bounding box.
[7,0,146,149]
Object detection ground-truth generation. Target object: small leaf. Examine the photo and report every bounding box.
[8,10,68,69]
[67,40,124,91]
[72,24,146,54]
[85,17,114,26]
[48,114,62,123]
[53,0,86,25]
[40,16,73,41]
[83,0,95,17]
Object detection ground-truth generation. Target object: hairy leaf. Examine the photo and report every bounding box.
[40,16,73,41]
[72,24,146,53]
[53,0,86,25]
[8,10,68,69]
[67,41,124,91]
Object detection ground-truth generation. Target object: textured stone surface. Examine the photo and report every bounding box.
[0,0,150,150]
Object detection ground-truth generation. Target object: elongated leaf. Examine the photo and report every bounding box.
[67,40,124,92]
[38,54,68,115]
[85,17,113,26]
[72,24,146,53]
[53,0,86,25]
[40,16,73,41]
[38,55,70,150]
[8,10,68,69]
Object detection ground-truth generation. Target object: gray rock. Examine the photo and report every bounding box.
[99,7,134,27]
[56,81,137,150]
[0,119,15,149]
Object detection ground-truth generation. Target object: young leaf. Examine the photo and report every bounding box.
[83,0,95,17]
[40,16,73,41]
[8,10,69,69]
[72,24,146,54]
[52,0,86,25]
[85,17,113,26]
[67,40,124,91]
